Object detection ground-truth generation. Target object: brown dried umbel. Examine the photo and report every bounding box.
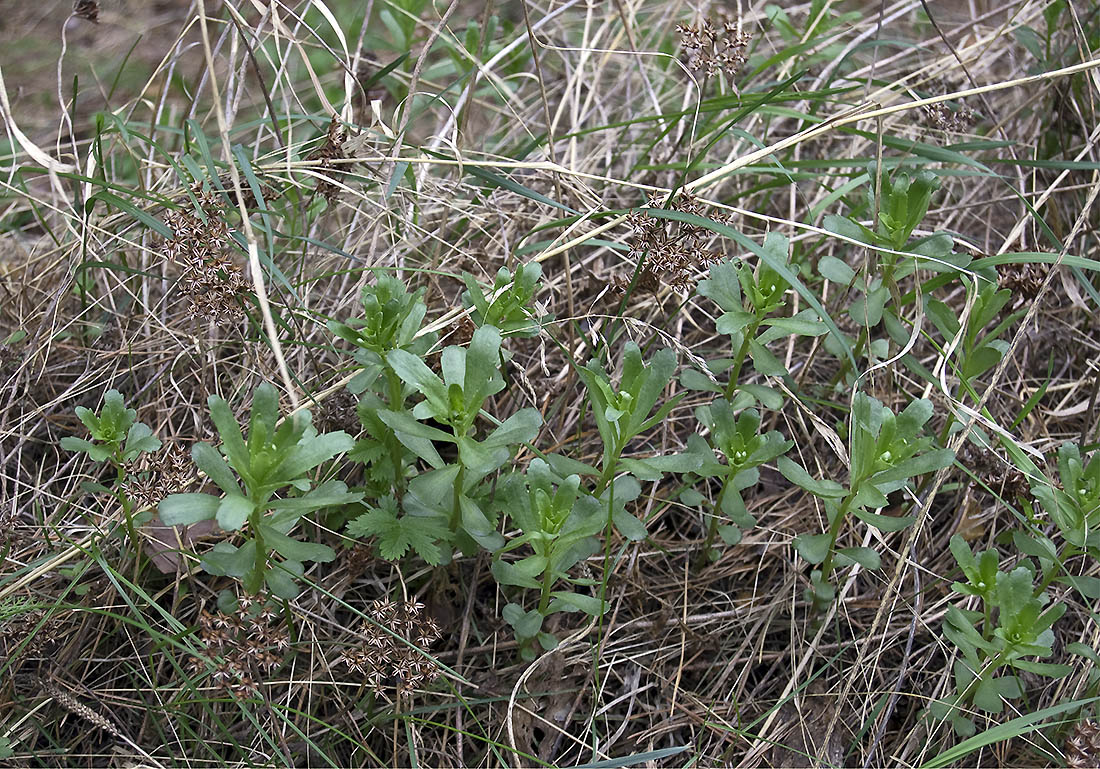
[920,77,979,133]
[960,444,1030,502]
[678,18,751,78]
[315,387,360,435]
[998,262,1048,302]
[308,116,348,202]
[338,599,443,693]
[1,608,66,666]
[72,0,99,23]
[161,188,252,323]
[614,192,727,295]
[121,443,195,511]
[1066,719,1100,768]
[187,596,289,700]
[0,344,19,375]
[445,315,476,348]
[342,543,375,582]
[921,102,979,133]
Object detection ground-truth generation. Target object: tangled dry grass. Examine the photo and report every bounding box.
[1,0,1099,767]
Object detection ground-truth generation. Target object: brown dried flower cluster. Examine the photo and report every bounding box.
[187,597,289,700]
[72,0,99,23]
[1,608,65,665]
[960,444,1030,502]
[678,18,751,78]
[998,262,1048,302]
[922,102,979,133]
[315,387,361,434]
[162,188,251,323]
[342,543,375,582]
[309,116,348,202]
[920,78,979,133]
[1067,719,1100,768]
[122,443,195,511]
[338,599,443,692]
[446,315,476,348]
[615,192,727,295]
[0,344,19,375]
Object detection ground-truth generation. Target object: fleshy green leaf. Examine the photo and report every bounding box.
[794,532,832,564]
[158,493,220,525]
[191,442,239,494]
[836,547,881,570]
[201,539,257,578]
[217,493,254,531]
[777,457,847,498]
[259,524,337,563]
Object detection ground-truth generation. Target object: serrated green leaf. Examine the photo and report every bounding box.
[349,501,449,565]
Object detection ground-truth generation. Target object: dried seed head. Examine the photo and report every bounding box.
[190,597,288,700]
[161,187,252,324]
[0,344,20,375]
[343,543,375,580]
[616,192,726,296]
[997,262,1048,302]
[1066,719,1100,768]
[316,387,360,434]
[42,678,122,738]
[679,17,751,78]
[308,116,349,201]
[921,102,979,133]
[72,0,99,23]
[960,444,1030,502]
[337,599,443,696]
[123,443,195,510]
[1,608,67,667]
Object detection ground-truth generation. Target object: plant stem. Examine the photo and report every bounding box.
[700,473,733,563]
[112,456,143,582]
[449,466,465,533]
[724,321,760,401]
[594,436,624,497]
[818,489,858,586]
[537,543,554,615]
